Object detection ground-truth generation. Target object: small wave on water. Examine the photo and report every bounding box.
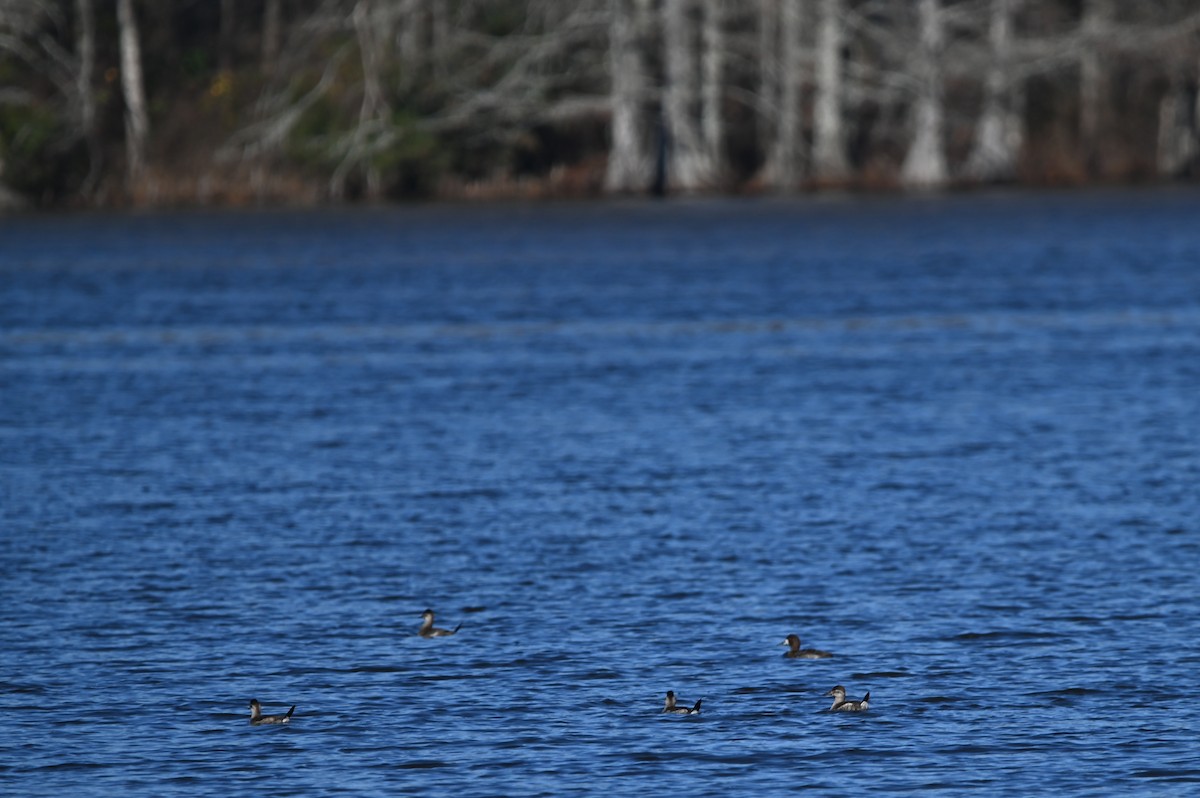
[951,630,1070,642]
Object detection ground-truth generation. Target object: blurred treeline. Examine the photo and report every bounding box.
[1,0,1198,208]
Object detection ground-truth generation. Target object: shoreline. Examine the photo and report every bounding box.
[3,174,1197,216]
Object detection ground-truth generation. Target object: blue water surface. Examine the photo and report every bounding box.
[2,191,1199,796]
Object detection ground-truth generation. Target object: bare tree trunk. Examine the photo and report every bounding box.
[764,0,805,191]
[360,0,387,199]
[398,0,424,84]
[1157,72,1197,178]
[75,0,101,194]
[1079,0,1112,176]
[1194,51,1200,176]
[966,0,1020,182]
[663,0,712,191]
[606,0,651,193]
[901,0,947,189]
[116,0,149,188]
[812,0,847,182]
[262,0,282,73]
[700,0,724,186]
[331,0,391,200]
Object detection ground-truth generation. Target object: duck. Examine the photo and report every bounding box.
[825,685,869,712]
[248,698,296,725]
[781,633,832,659]
[418,609,462,638]
[662,690,702,715]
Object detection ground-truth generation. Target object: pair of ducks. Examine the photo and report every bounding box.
[660,687,868,715]
[248,609,461,725]
[781,633,870,712]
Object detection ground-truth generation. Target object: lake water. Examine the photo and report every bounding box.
[2,192,1199,796]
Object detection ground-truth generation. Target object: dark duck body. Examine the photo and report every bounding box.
[781,633,832,659]
[418,609,462,638]
[825,685,869,712]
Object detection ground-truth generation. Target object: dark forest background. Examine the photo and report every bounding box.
[2,0,1199,209]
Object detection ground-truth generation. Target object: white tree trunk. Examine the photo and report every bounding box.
[966,0,1020,182]
[398,0,424,79]
[116,0,149,186]
[76,0,96,134]
[75,0,100,192]
[764,0,804,190]
[1194,50,1200,174]
[901,0,947,189]
[605,0,651,193]
[1157,77,1197,177]
[663,0,712,191]
[700,0,724,185]
[332,0,390,200]
[812,0,848,182]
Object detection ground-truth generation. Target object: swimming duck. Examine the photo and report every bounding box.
[825,685,869,712]
[418,609,462,638]
[662,690,702,715]
[781,633,832,659]
[248,698,295,725]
